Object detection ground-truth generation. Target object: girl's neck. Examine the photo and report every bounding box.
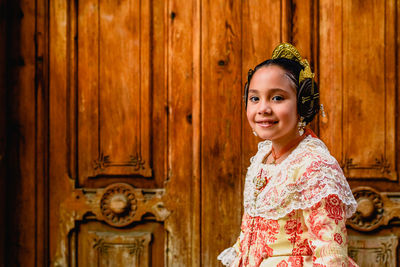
[271,130,302,153]
[267,130,306,164]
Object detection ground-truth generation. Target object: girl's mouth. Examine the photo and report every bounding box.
[256,120,278,127]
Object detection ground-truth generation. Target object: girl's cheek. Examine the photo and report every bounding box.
[280,104,297,117]
[246,112,254,124]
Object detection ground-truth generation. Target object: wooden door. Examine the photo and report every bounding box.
[4,0,400,266]
[49,0,200,266]
[203,0,400,266]
[319,1,400,266]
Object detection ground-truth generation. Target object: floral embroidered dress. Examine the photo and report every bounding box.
[218,133,358,267]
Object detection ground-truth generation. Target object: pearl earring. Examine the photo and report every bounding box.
[298,117,306,135]
[252,129,258,136]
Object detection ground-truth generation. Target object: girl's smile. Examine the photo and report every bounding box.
[255,119,278,128]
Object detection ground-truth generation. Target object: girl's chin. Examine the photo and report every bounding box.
[255,129,297,141]
[255,132,277,140]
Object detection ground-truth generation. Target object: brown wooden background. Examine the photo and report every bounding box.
[1,0,400,266]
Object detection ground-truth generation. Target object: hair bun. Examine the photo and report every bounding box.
[297,78,320,123]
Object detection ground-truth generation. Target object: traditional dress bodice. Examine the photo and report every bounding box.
[218,135,358,267]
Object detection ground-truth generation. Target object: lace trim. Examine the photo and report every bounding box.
[217,247,237,266]
[244,135,357,220]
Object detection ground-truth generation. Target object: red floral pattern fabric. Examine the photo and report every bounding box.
[288,256,303,267]
[217,136,358,267]
[325,195,344,224]
[334,233,343,245]
[284,218,302,244]
[225,195,357,266]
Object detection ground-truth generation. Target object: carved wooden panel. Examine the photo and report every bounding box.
[348,235,398,267]
[319,0,397,181]
[77,222,164,267]
[87,231,151,267]
[67,0,153,183]
[348,187,400,231]
[53,183,169,266]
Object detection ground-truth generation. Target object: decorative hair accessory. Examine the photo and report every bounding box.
[320,104,328,123]
[301,93,319,104]
[298,117,306,135]
[272,43,319,122]
[271,43,314,84]
[272,43,319,104]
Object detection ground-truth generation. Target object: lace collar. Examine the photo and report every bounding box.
[244,135,357,220]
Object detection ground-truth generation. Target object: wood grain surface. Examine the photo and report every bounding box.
[3,0,400,266]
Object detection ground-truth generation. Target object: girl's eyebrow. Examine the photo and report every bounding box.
[268,88,287,94]
[248,88,287,94]
[248,89,259,94]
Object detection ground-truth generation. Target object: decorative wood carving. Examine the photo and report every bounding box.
[100,183,138,227]
[92,153,147,172]
[348,235,398,267]
[342,155,392,175]
[90,231,151,266]
[348,187,400,231]
[52,182,169,267]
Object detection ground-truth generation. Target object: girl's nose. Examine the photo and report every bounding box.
[258,100,272,115]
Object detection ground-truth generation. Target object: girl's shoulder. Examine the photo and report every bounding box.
[287,135,340,174]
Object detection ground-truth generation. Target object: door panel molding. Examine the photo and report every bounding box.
[89,231,152,266]
[64,0,153,182]
[53,182,169,266]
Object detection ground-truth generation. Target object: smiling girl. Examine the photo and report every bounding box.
[218,43,358,267]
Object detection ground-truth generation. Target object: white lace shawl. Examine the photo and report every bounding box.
[217,247,237,266]
[244,135,357,220]
[218,135,357,266]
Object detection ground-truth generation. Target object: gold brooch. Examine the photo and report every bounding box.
[253,168,270,190]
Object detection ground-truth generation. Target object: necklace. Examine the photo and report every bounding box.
[254,132,307,194]
[270,133,306,164]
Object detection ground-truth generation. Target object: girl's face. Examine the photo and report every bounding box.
[246,65,299,143]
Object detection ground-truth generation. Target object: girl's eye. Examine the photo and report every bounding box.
[272,95,284,101]
[249,96,259,102]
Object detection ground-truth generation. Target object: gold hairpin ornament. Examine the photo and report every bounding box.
[271,43,302,62]
[301,93,320,104]
[299,59,314,83]
[272,43,318,111]
[271,43,314,84]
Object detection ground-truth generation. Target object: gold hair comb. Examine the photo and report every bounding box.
[271,43,314,84]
